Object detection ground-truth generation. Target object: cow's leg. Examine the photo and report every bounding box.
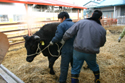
[48,56,58,75]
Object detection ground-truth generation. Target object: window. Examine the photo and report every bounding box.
[121,6,125,16]
[0,15,9,22]
[13,15,23,22]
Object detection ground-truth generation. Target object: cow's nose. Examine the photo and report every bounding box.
[26,57,33,62]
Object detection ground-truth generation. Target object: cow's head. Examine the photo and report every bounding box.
[24,35,41,62]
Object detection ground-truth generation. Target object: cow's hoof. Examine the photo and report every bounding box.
[50,71,55,75]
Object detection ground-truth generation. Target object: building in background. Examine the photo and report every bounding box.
[32,4,83,20]
[0,2,26,23]
[83,0,104,18]
[83,0,125,24]
[83,0,125,18]
[83,0,104,8]
[0,1,84,24]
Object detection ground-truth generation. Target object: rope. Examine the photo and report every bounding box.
[27,42,64,57]
[48,43,64,57]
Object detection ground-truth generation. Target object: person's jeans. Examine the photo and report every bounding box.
[59,52,73,82]
[71,49,99,75]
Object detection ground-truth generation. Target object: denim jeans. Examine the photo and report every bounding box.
[59,52,73,82]
[71,49,99,75]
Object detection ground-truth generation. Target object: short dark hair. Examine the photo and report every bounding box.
[58,12,69,19]
[92,10,102,19]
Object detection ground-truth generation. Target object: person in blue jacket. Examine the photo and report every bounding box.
[49,12,74,83]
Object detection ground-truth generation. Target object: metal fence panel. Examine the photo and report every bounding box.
[117,16,125,24]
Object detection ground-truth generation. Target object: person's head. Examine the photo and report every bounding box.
[92,10,102,20]
[58,12,69,23]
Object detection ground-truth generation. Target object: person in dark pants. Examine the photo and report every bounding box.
[49,12,74,83]
[63,10,106,83]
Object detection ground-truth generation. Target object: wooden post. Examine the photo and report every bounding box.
[81,9,83,19]
[52,6,54,20]
[102,16,104,26]
[25,4,31,36]
[86,14,88,18]
[78,9,79,21]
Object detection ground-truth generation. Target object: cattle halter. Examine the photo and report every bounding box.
[27,42,64,57]
[27,43,41,57]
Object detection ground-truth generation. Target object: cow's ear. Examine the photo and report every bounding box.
[23,35,30,41]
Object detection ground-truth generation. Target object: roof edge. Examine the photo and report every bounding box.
[83,1,100,6]
[0,0,87,9]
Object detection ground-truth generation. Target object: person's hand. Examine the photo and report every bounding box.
[60,39,65,45]
[49,41,54,45]
[118,37,121,42]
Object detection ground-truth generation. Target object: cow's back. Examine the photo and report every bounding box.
[34,22,60,41]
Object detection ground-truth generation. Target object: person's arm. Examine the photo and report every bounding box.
[120,28,125,38]
[100,31,106,47]
[118,27,125,42]
[63,22,79,41]
[51,24,65,43]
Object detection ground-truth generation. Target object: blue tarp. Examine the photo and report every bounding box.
[94,0,125,8]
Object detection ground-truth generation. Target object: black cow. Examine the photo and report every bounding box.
[24,22,62,75]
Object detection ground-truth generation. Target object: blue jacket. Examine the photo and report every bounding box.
[52,18,74,54]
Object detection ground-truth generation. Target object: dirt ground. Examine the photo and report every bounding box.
[2,25,125,83]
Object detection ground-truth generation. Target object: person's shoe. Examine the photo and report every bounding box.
[95,79,100,83]
[71,78,79,83]
[93,71,100,83]
[71,74,79,83]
